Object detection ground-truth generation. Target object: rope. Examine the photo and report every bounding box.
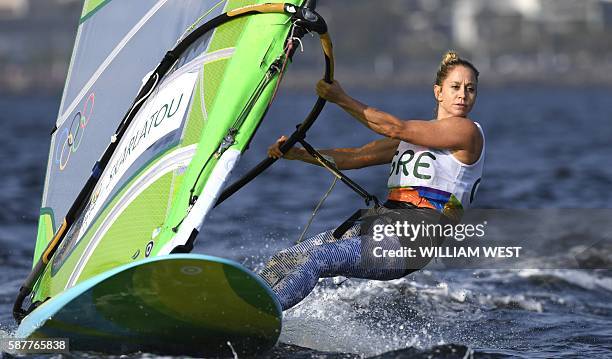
[297,176,337,243]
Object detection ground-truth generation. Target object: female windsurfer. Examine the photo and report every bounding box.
[261,51,485,310]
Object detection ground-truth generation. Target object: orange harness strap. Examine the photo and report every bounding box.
[387,188,436,210]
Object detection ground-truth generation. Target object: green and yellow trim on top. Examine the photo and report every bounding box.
[80,0,112,24]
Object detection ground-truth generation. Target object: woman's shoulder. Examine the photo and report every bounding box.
[440,117,484,162]
[439,117,482,137]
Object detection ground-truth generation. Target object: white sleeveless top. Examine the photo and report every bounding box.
[387,122,485,214]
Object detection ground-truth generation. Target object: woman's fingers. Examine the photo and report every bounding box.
[315,79,330,99]
[267,135,288,158]
[316,80,344,103]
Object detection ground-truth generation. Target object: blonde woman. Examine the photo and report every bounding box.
[261,51,485,310]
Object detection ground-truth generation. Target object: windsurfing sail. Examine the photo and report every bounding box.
[15,0,334,320]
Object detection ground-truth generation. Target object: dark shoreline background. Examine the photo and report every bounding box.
[2,0,612,95]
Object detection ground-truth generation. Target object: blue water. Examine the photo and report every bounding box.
[1,86,612,358]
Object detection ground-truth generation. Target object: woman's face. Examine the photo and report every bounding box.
[434,65,478,118]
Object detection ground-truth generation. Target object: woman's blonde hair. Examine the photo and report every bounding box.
[435,50,479,86]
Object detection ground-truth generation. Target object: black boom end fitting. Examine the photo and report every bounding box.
[304,0,317,9]
[287,5,327,35]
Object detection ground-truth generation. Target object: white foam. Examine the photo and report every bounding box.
[491,294,544,312]
[280,278,443,356]
[518,269,612,292]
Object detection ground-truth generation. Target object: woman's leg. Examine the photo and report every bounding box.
[259,225,409,310]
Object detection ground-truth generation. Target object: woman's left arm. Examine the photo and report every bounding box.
[316,80,479,151]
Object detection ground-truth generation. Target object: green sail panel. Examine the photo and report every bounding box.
[80,0,110,22]
[33,0,304,301]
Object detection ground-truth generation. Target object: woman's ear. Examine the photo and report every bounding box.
[433,85,442,102]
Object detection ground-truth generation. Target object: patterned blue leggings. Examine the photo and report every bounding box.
[259,224,412,310]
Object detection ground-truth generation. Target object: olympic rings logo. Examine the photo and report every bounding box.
[56,93,95,171]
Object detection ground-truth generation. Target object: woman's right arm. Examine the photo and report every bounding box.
[268,136,399,170]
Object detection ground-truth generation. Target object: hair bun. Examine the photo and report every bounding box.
[442,51,459,66]
[434,50,479,86]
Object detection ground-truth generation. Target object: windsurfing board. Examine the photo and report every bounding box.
[16,254,282,356]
